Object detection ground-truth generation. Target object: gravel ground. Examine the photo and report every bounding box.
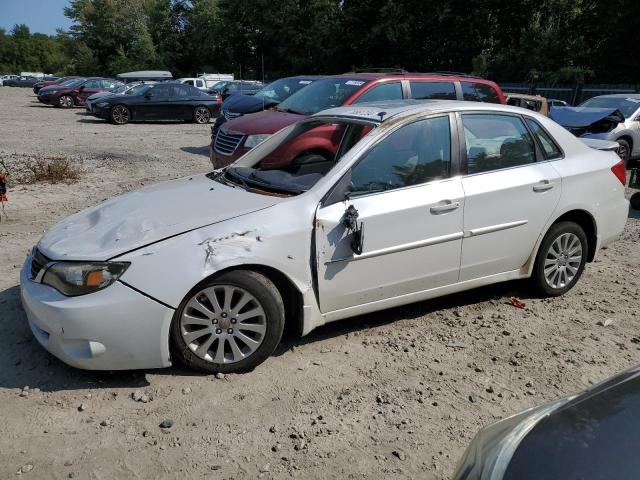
[0,87,639,479]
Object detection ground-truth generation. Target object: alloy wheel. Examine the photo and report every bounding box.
[59,96,73,108]
[543,232,583,289]
[179,285,267,364]
[111,105,129,124]
[194,107,211,124]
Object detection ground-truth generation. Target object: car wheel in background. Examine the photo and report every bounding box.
[617,139,631,166]
[110,105,130,125]
[532,221,588,296]
[58,95,74,108]
[170,270,285,374]
[193,106,211,124]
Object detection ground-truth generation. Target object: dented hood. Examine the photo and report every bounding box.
[38,174,280,261]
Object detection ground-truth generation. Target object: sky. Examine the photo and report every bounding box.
[1,0,73,35]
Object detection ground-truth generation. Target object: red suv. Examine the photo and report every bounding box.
[210,72,505,168]
[37,77,123,108]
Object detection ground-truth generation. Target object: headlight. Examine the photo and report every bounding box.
[41,262,130,296]
[244,134,271,149]
[96,102,110,108]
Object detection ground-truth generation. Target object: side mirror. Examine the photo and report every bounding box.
[342,205,365,255]
[78,85,85,91]
[144,92,153,99]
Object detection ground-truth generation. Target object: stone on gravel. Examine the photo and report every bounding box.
[215,373,225,380]
[392,450,406,461]
[182,387,191,395]
[159,419,174,429]
[77,404,87,412]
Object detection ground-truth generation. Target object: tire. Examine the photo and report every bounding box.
[58,95,74,108]
[630,192,640,210]
[170,270,285,374]
[193,106,211,124]
[532,221,588,296]
[110,104,130,125]
[617,138,631,166]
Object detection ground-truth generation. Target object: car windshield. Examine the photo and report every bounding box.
[276,78,368,115]
[61,79,84,87]
[125,83,149,95]
[579,97,640,118]
[111,84,128,94]
[213,120,375,196]
[255,77,316,103]
[209,81,229,91]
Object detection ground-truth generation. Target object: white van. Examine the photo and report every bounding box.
[176,77,208,90]
[198,73,234,89]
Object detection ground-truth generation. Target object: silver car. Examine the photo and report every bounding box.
[577,94,640,164]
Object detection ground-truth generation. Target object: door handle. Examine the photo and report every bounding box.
[430,201,460,214]
[533,180,554,192]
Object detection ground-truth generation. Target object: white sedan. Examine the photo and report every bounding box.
[20,100,629,373]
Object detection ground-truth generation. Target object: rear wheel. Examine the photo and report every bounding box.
[532,221,587,296]
[58,95,73,108]
[170,270,285,374]
[110,105,130,125]
[193,106,211,124]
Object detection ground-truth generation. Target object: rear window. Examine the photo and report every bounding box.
[461,82,501,104]
[410,81,457,100]
[278,78,368,115]
[525,119,562,159]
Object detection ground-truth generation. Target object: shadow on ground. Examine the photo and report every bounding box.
[180,145,210,157]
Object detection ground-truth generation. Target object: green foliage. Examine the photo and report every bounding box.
[0,0,638,83]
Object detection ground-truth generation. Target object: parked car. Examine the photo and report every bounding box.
[3,75,41,87]
[37,78,121,108]
[21,100,627,373]
[91,82,219,124]
[506,93,549,116]
[208,80,264,102]
[199,73,234,89]
[85,81,154,113]
[176,77,208,90]
[210,72,506,168]
[453,365,640,480]
[0,74,19,86]
[550,94,640,165]
[33,76,79,94]
[213,76,321,134]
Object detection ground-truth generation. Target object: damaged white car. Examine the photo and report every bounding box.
[21,100,629,373]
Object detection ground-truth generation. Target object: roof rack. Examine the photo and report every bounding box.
[345,67,408,75]
[426,71,484,79]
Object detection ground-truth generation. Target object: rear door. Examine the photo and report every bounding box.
[315,114,464,313]
[458,112,561,281]
[408,81,457,100]
[170,84,194,120]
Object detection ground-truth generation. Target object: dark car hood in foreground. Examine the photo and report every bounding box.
[454,366,640,480]
[223,94,279,114]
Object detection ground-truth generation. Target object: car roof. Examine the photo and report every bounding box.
[314,99,531,123]
[588,93,640,99]
[328,72,495,84]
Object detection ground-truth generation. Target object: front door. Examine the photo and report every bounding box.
[315,114,465,313]
[76,79,102,105]
[458,112,562,281]
[138,84,172,119]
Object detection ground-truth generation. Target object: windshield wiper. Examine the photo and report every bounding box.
[276,106,306,115]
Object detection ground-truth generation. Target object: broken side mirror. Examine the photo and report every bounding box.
[342,205,365,255]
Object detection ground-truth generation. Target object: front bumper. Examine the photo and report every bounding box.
[37,94,52,104]
[92,105,110,119]
[20,256,174,370]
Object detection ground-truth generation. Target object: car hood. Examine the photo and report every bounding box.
[223,94,279,114]
[550,107,625,127]
[37,174,281,261]
[38,86,69,95]
[222,109,306,135]
[88,91,113,101]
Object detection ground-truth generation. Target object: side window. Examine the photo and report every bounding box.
[83,80,101,89]
[462,114,535,174]
[526,119,562,159]
[410,81,456,100]
[353,82,403,104]
[461,82,501,104]
[227,83,238,91]
[171,84,191,97]
[348,116,451,195]
[150,84,171,97]
[196,79,204,88]
[184,80,194,86]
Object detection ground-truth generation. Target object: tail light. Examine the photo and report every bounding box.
[611,160,627,186]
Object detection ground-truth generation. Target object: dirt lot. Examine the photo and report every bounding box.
[0,86,639,479]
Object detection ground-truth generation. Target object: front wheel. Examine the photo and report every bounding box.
[532,221,588,296]
[193,106,211,124]
[110,104,130,125]
[170,270,285,374]
[58,95,74,108]
[617,139,631,166]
